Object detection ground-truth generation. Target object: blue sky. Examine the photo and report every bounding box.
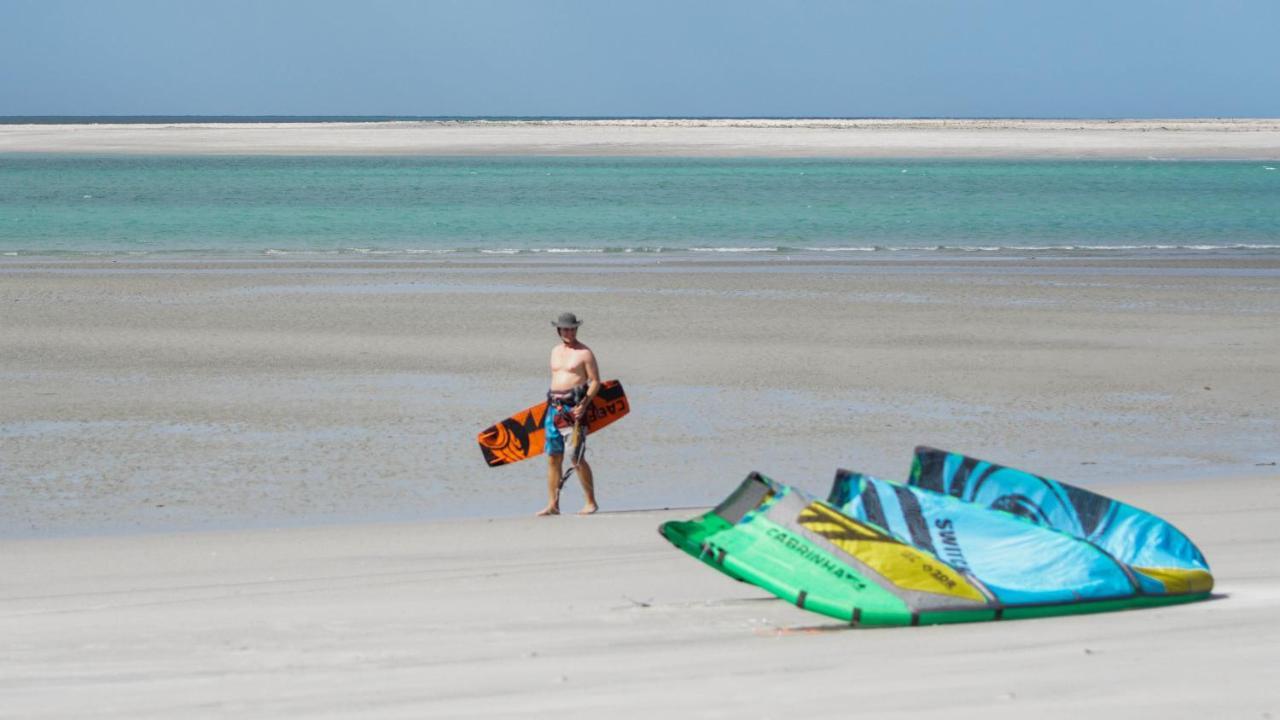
[2,0,1277,117]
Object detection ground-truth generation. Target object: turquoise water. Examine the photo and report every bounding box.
[1,156,1277,256]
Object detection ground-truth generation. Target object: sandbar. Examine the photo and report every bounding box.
[3,118,1280,158]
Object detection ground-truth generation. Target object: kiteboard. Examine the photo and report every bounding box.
[478,379,629,467]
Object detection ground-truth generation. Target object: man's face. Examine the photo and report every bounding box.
[558,327,577,343]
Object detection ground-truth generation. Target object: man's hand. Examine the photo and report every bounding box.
[572,404,587,422]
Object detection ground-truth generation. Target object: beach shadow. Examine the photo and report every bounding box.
[758,594,1232,636]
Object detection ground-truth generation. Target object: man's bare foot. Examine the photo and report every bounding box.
[535,505,560,516]
[577,503,598,516]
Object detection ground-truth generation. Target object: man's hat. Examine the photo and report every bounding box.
[552,312,583,329]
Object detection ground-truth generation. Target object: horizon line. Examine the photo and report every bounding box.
[4,114,1277,124]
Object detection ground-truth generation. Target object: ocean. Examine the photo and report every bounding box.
[2,155,1277,257]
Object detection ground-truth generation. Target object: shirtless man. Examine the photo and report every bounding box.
[537,312,600,516]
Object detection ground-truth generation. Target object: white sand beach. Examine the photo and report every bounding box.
[2,472,1277,720]
[3,118,1280,158]
[1,255,1278,717]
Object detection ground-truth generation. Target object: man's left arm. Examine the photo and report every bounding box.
[577,352,601,418]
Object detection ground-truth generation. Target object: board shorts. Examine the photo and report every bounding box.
[545,384,587,456]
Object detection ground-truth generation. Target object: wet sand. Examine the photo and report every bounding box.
[1,255,1277,717]
[2,255,1277,536]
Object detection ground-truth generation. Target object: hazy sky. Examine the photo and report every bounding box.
[3,0,1277,117]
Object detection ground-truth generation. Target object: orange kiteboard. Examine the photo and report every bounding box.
[478,380,630,467]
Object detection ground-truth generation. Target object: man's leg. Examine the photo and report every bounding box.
[537,453,563,516]
[575,459,598,515]
[537,404,565,516]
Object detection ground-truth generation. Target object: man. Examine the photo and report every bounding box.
[537,312,600,516]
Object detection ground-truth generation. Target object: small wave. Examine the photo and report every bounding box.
[689,246,780,253]
[344,247,460,255]
[800,246,881,252]
[533,247,607,254]
[880,243,1280,253]
[262,248,345,256]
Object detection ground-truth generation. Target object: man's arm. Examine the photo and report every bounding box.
[576,351,601,418]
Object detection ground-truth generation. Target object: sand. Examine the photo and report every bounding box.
[2,477,1277,719]
[2,255,1278,717]
[3,118,1280,158]
[3,255,1278,535]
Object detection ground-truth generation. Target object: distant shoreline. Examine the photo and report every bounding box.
[4,118,1279,158]
[5,116,1279,124]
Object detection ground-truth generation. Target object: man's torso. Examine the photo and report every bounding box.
[550,343,593,391]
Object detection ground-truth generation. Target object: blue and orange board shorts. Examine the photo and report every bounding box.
[544,385,586,456]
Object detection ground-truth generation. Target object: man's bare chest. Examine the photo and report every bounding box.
[551,347,589,371]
